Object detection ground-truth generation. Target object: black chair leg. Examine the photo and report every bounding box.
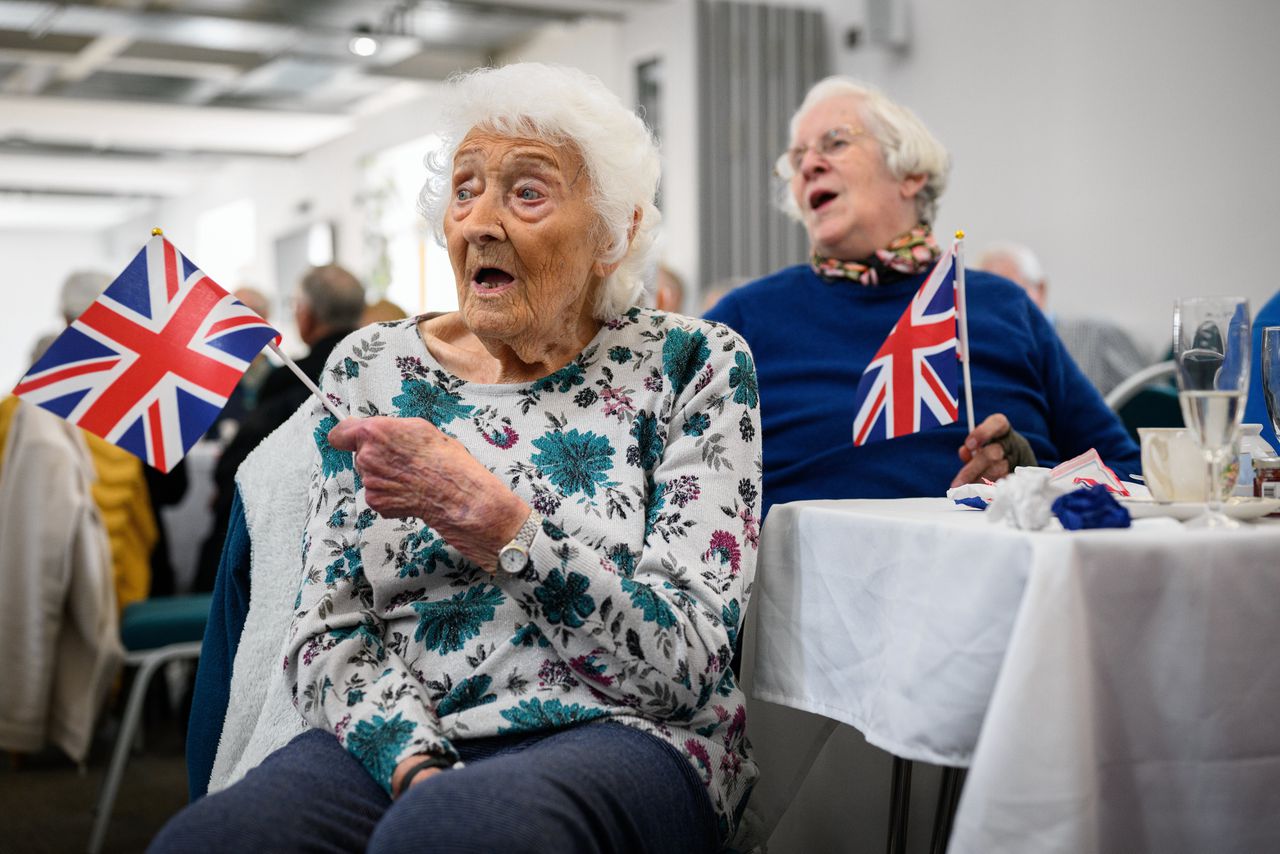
[928,766,967,854]
[886,756,913,854]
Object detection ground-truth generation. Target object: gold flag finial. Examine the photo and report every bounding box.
[151,227,164,236]
[954,229,965,240]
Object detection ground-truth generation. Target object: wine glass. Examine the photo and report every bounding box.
[1262,327,1280,443]
[1172,297,1251,528]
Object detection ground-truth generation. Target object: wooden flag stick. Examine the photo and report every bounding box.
[268,341,347,422]
[955,230,976,434]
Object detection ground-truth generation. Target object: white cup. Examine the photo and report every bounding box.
[1139,427,1208,502]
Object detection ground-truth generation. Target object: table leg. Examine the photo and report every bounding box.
[928,766,967,854]
[886,756,913,854]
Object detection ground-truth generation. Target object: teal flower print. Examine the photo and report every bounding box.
[534,569,595,628]
[396,528,454,578]
[621,577,677,628]
[343,357,361,378]
[662,327,710,395]
[314,415,353,478]
[345,712,415,790]
[627,410,664,471]
[324,545,364,585]
[436,675,497,716]
[607,542,637,578]
[607,345,633,364]
[411,585,505,654]
[644,480,667,541]
[533,362,585,394]
[498,697,607,734]
[682,412,710,437]
[512,623,551,647]
[530,429,615,498]
[728,351,759,408]
[391,378,474,427]
[723,599,741,651]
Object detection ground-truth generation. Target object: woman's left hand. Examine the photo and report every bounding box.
[327,416,530,571]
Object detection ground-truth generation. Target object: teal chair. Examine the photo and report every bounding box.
[88,593,212,854]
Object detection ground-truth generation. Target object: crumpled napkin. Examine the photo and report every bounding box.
[985,466,1071,530]
[1051,483,1132,530]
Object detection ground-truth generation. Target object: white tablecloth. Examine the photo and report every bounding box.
[751,498,1280,853]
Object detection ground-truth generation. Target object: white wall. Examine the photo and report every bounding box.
[1,230,111,390]
[813,0,1280,352]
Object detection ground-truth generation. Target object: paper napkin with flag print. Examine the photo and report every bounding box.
[852,244,959,445]
[13,233,280,472]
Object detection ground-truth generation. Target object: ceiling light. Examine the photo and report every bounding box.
[348,26,379,58]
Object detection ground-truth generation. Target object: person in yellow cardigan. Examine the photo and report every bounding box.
[55,271,158,612]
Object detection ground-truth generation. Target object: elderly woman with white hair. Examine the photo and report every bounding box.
[706,77,1138,516]
[151,63,758,854]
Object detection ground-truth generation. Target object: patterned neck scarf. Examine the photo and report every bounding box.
[812,224,941,286]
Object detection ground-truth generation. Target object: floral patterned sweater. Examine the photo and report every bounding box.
[284,306,762,841]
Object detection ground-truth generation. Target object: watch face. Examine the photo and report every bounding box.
[498,545,527,574]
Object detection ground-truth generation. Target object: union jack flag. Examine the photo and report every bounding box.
[852,246,960,446]
[13,234,280,472]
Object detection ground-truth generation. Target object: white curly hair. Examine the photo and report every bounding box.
[418,63,661,320]
[778,77,951,226]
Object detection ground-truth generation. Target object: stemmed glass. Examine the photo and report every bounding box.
[1172,297,1251,528]
[1262,327,1280,444]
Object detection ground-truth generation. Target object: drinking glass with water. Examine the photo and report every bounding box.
[1172,297,1251,528]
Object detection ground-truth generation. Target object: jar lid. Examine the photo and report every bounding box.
[1254,456,1280,469]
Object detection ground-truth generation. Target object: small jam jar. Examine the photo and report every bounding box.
[1253,456,1280,499]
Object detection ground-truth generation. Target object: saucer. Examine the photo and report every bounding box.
[1118,496,1280,521]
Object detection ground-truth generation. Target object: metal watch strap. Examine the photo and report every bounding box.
[512,509,542,549]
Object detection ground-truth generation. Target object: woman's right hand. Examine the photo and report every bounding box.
[327,416,531,572]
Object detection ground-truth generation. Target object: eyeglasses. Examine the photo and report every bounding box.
[774,125,866,179]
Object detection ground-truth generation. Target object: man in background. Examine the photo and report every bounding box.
[195,264,365,590]
[976,242,1152,397]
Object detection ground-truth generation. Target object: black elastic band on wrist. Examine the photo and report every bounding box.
[394,755,459,798]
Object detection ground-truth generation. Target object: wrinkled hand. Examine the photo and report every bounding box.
[327,416,529,570]
[950,413,1035,487]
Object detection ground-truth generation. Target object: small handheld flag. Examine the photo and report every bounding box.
[852,243,961,446]
[13,231,282,471]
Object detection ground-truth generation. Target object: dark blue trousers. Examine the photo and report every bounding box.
[151,721,718,853]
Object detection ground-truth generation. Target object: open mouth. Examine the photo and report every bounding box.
[808,189,837,212]
[473,266,515,290]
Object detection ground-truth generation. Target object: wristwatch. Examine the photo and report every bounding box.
[497,510,543,574]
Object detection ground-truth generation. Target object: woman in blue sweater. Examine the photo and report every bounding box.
[705,77,1139,517]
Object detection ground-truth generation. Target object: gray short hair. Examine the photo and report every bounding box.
[297,265,366,328]
[778,77,950,226]
[418,63,662,320]
[60,270,112,322]
[975,242,1045,287]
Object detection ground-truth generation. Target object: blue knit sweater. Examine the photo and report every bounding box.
[1244,290,1280,450]
[705,264,1140,516]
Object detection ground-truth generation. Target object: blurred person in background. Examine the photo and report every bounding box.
[1245,290,1280,449]
[705,77,1140,517]
[654,263,686,313]
[976,242,1152,397]
[362,297,409,325]
[0,331,121,764]
[194,265,365,591]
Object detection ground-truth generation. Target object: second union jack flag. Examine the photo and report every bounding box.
[13,234,280,472]
[852,246,960,446]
